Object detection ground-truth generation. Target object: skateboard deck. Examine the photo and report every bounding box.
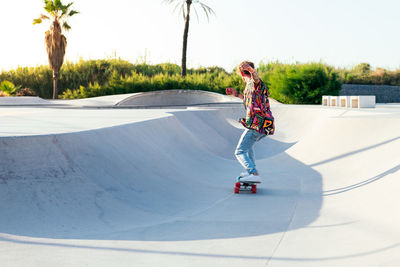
[234,178,258,194]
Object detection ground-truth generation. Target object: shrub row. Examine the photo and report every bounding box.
[61,70,242,99]
[337,63,400,86]
[0,58,352,104]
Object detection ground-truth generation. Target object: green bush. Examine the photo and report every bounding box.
[0,80,21,96]
[259,62,341,104]
[0,59,140,98]
[61,70,243,99]
[337,63,400,86]
[0,66,52,97]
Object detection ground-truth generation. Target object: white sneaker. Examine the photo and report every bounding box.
[239,172,248,178]
[240,174,261,183]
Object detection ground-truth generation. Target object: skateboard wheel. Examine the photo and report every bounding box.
[251,185,257,194]
[235,182,241,187]
[234,187,240,194]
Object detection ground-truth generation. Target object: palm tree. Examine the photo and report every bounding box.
[33,0,78,99]
[165,0,215,77]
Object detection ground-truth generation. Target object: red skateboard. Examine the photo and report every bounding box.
[234,181,258,194]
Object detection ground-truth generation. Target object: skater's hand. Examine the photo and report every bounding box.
[239,63,260,84]
[240,63,255,74]
[226,87,238,96]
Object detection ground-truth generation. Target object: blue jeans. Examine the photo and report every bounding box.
[235,129,266,175]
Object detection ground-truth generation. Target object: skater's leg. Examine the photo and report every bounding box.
[248,146,256,170]
[235,129,267,175]
[235,129,258,174]
[248,133,266,166]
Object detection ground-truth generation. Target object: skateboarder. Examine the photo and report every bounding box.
[226,61,275,183]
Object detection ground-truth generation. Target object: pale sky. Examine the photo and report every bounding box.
[1,0,399,72]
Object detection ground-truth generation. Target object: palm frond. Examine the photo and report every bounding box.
[36,0,78,24]
[199,2,215,22]
[54,0,62,9]
[181,3,186,20]
[165,0,215,21]
[61,7,68,16]
[163,0,178,4]
[63,2,73,10]
[33,18,43,25]
[40,14,50,20]
[44,0,55,13]
[172,1,182,14]
[68,10,79,17]
[192,6,200,22]
[62,21,71,31]
[61,2,73,17]
[165,0,186,20]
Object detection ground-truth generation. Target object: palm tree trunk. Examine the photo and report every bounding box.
[181,1,191,77]
[53,71,58,99]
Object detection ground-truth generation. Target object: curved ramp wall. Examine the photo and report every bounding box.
[0,104,399,266]
[0,105,323,241]
[116,90,241,107]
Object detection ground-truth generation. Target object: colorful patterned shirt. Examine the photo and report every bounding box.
[239,78,275,135]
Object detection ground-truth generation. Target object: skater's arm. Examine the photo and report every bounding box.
[251,71,261,85]
[226,88,244,100]
[240,63,260,85]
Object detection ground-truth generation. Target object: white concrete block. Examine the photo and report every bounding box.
[339,96,351,108]
[350,95,376,108]
[330,96,339,107]
[322,95,331,106]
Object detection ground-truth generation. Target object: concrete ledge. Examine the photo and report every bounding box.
[351,95,376,108]
[322,95,376,108]
[322,96,331,106]
[339,96,351,108]
[116,90,241,107]
[0,96,51,106]
[330,96,339,107]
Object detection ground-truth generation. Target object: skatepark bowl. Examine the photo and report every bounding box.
[0,90,399,267]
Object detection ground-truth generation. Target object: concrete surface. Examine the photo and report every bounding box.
[0,96,53,106]
[116,90,242,107]
[0,94,139,107]
[0,93,399,267]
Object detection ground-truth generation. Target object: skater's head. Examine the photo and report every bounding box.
[237,61,255,83]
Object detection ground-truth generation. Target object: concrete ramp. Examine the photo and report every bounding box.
[116,90,241,107]
[0,90,274,108]
[0,103,399,266]
[0,96,52,105]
